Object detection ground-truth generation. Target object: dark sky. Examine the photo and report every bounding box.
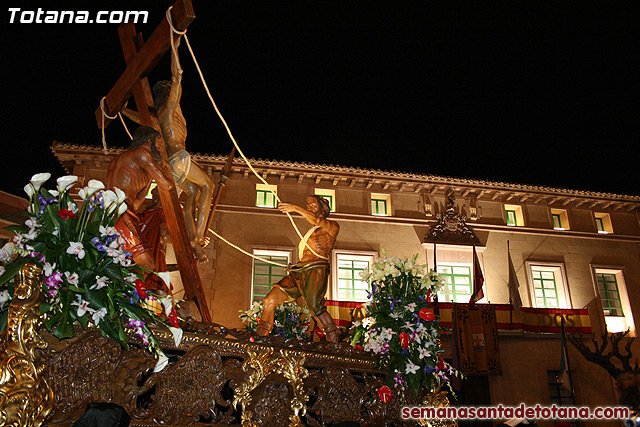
[3,1,639,197]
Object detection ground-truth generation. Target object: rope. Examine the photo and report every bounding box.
[208,229,288,267]
[100,97,117,153]
[119,113,133,140]
[165,6,325,260]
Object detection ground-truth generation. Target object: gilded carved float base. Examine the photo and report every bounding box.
[0,264,54,427]
[1,266,456,426]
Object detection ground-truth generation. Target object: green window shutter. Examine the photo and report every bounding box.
[506,210,517,226]
[337,257,371,301]
[436,265,472,303]
[532,269,559,308]
[256,190,276,208]
[552,214,561,229]
[596,273,624,317]
[371,199,387,215]
[252,254,289,303]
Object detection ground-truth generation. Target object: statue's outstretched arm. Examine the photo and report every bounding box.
[278,203,339,237]
[165,35,183,110]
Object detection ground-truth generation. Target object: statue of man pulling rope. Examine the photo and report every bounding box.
[257,196,340,342]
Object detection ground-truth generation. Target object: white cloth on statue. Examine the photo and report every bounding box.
[168,148,192,185]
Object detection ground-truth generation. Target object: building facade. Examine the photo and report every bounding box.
[52,141,639,426]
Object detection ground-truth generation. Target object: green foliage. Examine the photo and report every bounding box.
[351,253,461,398]
[0,173,172,358]
[239,300,312,340]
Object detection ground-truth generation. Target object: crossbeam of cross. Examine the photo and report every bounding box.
[95,0,211,322]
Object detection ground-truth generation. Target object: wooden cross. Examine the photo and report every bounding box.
[96,0,211,322]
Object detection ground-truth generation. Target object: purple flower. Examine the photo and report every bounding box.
[45,271,63,289]
[127,319,144,329]
[91,237,108,253]
[424,365,435,374]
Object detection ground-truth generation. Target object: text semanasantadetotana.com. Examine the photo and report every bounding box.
[401,404,630,420]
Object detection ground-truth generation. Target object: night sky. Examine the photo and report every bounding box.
[3,1,639,197]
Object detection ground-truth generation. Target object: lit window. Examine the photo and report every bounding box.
[504,204,524,227]
[371,193,391,216]
[436,265,472,303]
[251,250,290,303]
[592,267,635,335]
[594,212,613,234]
[550,209,570,230]
[332,252,376,301]
[532,269,560,308]
[596,273,624,317]
[255,184,277,208]
[526,262,571,309]
[314,188,335,212]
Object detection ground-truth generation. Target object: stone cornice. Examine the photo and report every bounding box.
[51,141,640,209]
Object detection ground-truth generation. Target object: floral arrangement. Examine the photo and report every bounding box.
[350,252,461,399]
[0,173,180,371]
[239,300,311,341]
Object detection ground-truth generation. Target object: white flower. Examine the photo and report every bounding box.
[91,308,107,325]
[154,351,169,372]
[156,271,171,289]
[67,201,79,214]
[43,262,57,277]
[362,317,375,328]
[103,190,118,213]
[24,183,36,199]
[168,326,183,347]
[124,273,138,283]
[91,276,109,290]
[0,265,4,277]
[66,242,85,259]
[114,187,127,204]
[56,175,78,194]
[0,242,16,262]
[405,360,419,375]
[402,321,415,331]
[24,217,40,230]
[159,297,174,316]
[78,179,105,200]
[30,173,51,192]
[22,229,38,241]
[0,289,10,308]
[64,272,79,285]
[99,225,118,237]
[71,296,91,317]
[117,202,128,216]
[406,302,417,313]
[418,347,432,359]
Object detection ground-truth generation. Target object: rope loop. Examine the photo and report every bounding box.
[166,7,187,35]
